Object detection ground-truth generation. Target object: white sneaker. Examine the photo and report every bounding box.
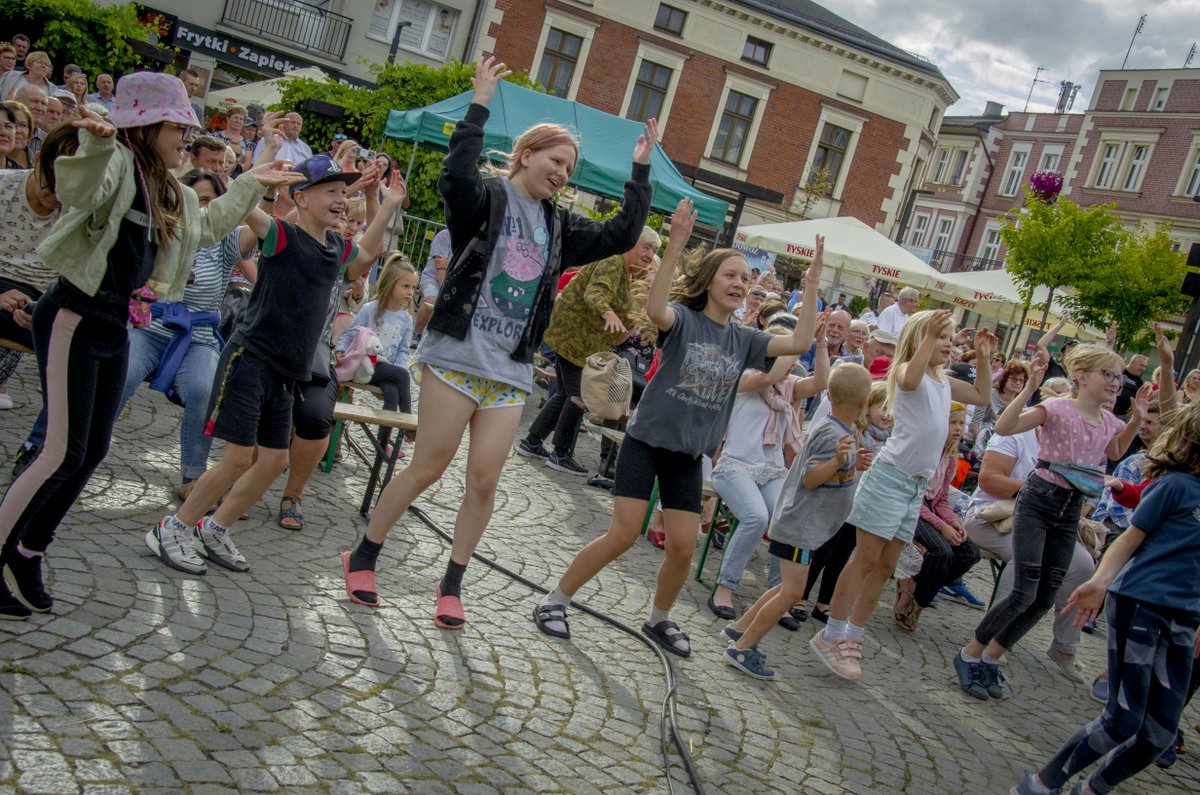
[0,393,12,409]
[145,518,206,575]
[195,521,250,572]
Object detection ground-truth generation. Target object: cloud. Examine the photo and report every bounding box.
[830,0,1200,114]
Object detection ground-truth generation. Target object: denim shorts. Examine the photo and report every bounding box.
[845,459,927,544]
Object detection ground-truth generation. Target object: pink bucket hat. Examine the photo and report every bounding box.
[110,72,200,130]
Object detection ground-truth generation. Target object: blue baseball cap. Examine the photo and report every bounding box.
[289,154,359,196]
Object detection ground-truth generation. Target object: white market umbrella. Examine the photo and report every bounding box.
[212,67,331,110]
[948,267,1103,341]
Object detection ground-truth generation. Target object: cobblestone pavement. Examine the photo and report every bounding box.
[0,355,1197,795]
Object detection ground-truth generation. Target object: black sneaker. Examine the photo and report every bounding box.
[4,553,52,612]
[0,578,32,621]
[516,438,550,460]
[546,451,587,476]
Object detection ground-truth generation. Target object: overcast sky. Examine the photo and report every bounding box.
[830,0,1200,115]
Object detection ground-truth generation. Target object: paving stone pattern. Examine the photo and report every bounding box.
[0,357,1197,794]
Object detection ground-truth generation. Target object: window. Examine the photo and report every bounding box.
[979,228,1002,263]
[1185,150,1200,197]
[908,214,930,247]
[999,149,1029,196]
[1094,143,1120,188]
[1121,145,1148,191]
[950,150,969,185]
[367,1,458,59]
[1153,87,1169,111]
[654,4,686,35]
[1121,86,1138,111]
[537,28,583,97]
[932,218,954,252]
[1038,146,1062,173]
[626,60,671,123]
[742,37,772,66]
[711,90,758,164]
[931,148,949,183]
[810,123,852,186]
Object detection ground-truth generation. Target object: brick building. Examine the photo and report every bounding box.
[476,0,958,238]
[908,67,1200,273]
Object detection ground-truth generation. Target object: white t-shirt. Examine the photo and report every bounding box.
[718,391,787,470]
[875,303,908,338]
[0,170,62,291]
[876,371,951,479]
[966,428,1039,514]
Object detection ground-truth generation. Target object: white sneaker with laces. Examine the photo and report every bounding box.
[195,522,250,572]
[145,518,206,574]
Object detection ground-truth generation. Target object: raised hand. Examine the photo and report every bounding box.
[379,171,408,208]
[248,159,307,190]
[471,55,512,106]
[834,434,853,467]
[347,161,381,196]
[973,327,998,362]
[1129,382,1153,422]
[1029,349,1050,389]
[71,105,114,137]
[633,118,659,164]
[257,111,287,161]
[1154,322,1174,364]
[666,197,696,247]
[927,309,954,342]
[813,308,829,343]
[804,235,825,287]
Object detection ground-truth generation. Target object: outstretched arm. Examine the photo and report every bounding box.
[646,198,696,333]
[348,172,407,279]
[766,236,823,357]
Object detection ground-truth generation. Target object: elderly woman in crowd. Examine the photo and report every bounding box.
[0,103,20,168]
[970,359,1031,446]
[3,100,32,168]
[216,104,255,172]
[517,227,661,474]
[2,51,53,100]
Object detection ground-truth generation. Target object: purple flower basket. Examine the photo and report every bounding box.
[1029,170,1063,203]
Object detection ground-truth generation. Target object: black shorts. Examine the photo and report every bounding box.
[612,434,703,513]
[293,368,339,440]
[206,344,294,449]
[768,540,813,565]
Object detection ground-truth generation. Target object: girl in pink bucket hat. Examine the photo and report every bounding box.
[0,71,303,620]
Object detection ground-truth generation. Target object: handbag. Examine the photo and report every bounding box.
[580,351,632,421]
[617,346,652,391]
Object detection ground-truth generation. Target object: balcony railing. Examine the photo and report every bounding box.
[928,249,1004,273]
[221,0,352,62]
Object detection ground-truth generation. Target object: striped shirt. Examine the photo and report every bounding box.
[142,229,245,350]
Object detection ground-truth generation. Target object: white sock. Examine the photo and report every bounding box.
[1027,774,1054,795]
[649,606,670,626]
[960,647,982,664]
[845,622,865,642]
[824,617,848,642]
[541,587,569,608]
[981,652,1001,666]
[202,516,228,536]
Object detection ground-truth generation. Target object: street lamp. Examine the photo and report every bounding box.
[895,188,934,245]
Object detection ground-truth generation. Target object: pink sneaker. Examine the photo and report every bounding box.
[809,631,863,681]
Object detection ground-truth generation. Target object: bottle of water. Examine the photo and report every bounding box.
[952,489,971,517]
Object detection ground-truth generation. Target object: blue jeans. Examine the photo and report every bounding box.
[119,330,220,480]
[712,467,783,592]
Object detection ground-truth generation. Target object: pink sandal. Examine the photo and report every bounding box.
[342,552,380,607]
[434,585,466,630]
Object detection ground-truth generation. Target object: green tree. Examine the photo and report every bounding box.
[276,60,539,222]
[1058,222,1189,350]
[1,0,158,79]
[999,192,1128,332]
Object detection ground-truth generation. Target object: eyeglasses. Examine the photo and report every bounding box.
[164,122,199,141]
[1092,369,1121,385]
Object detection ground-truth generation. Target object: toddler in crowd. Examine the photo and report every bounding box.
[722,363,873,679]
[336,253,417,415]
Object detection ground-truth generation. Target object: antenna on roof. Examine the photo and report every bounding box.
[1055,81,1080,113]
[1121,14,1147,69]
[1023,66,1050,112]
[1186,42,1197,68]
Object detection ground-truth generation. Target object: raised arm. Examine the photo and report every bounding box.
[1036,317,1068,354]
[766,236,823,357]
[1154,322,1178,410]
[994,351,1048,436]
[950,328,998,406]
[348,172,407,279]
[897,309,952,392]
[737,354,796,393]
[646,198,695,332]
[1108,383,1149,460]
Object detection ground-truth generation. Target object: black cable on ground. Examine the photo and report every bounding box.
[407,505,706,795]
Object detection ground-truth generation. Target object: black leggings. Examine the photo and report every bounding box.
[0,298,127,566]
[802,522,856,605]
[368,360,411,413]
[526,355,584,455]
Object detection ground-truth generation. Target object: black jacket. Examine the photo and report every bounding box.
[429,102,652,363]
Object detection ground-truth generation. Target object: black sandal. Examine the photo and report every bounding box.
[642,619,691,657]
[707,593,736,620]
[811,606,830,623]
[533,603,570,639]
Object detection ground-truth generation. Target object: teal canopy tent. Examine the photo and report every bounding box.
[383,81,729,228]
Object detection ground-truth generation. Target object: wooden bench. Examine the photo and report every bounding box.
[327,389,418,516]
[0,338,33,354]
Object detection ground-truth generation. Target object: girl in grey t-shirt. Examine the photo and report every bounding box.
[535,202,827,658]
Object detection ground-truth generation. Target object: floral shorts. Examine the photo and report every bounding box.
[425,364,528,410]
